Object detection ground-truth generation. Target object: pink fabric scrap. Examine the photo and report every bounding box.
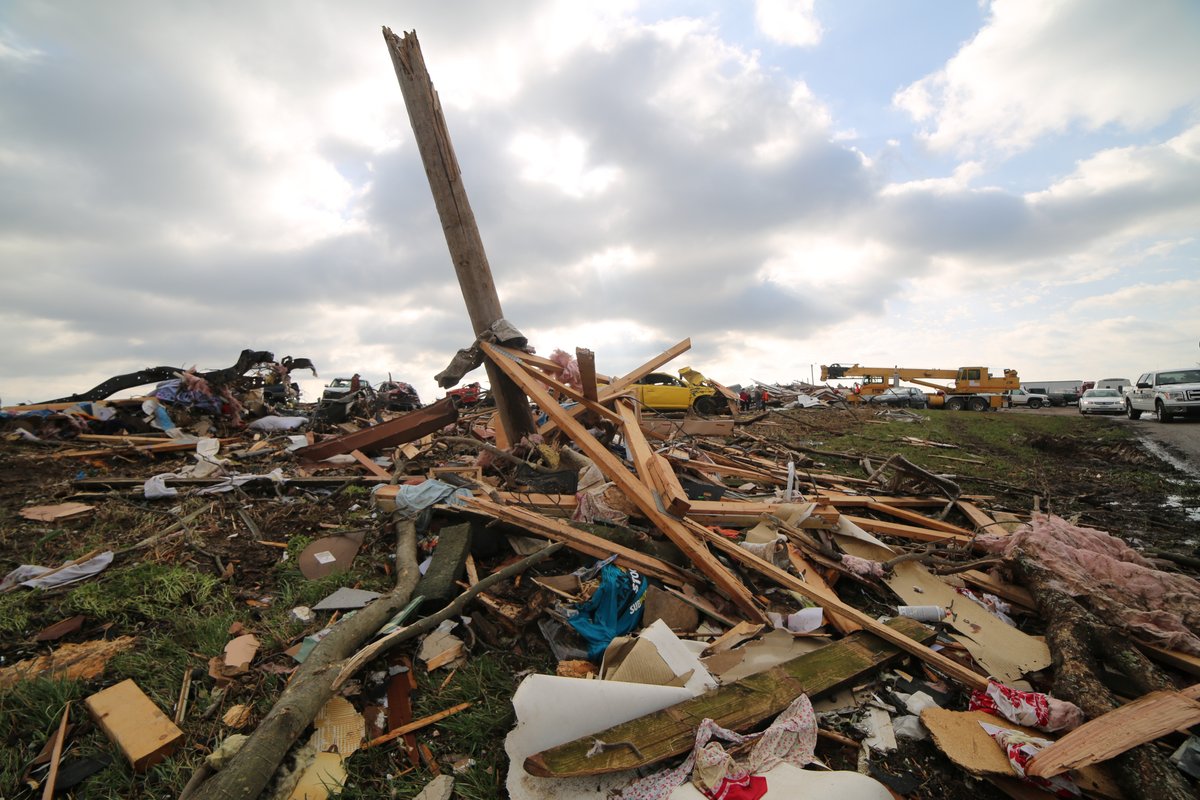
[969,680,1083,733]
[617,694,816,800]
[977,514,1200,656]
[980,722,1080,798]
[549,349,583,391]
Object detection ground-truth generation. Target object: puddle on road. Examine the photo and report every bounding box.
[1138,437,1200,481]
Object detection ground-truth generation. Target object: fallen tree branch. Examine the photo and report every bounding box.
[435,435,560,473]
[333,541,564,689]
[189,520,422,800]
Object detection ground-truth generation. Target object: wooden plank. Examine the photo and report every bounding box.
[1136,641,1200,677]
[786,545,861,634]
[576,347,599,403]
[683,517,988,691]
[960,570,1036,612]
[864,501,972,536]
[350,449,392,479]
[536,338,692,436]
[84,679,183,772]
[482,341,764,621]
[504,351,624,427]
[650,454,691,517]
[1025,685,1200,778]
[525,617,935,777]
[842,514,973,545]
[41,701,71,800]
[295,398,458,461]
[462,496,688,587]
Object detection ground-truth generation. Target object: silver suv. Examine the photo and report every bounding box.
[1126,369,1200,422]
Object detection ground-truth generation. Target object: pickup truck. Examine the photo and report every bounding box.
[1126,369,1200,422]
[1004,388,1049,409]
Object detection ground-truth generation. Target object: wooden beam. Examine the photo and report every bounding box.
[682,516,988,691]
[294,398,458,461]
[576,348,598,403]
[481,341,764,621]
[525,617,936,777]
[864,501,973,536]
[350,450,392,479]
[842,514,973,545]
[461,496,688,587]
[536,338,692,436]
[786,545,862,634]
[382,27,533,442]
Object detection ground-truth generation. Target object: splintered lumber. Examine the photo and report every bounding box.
[862,501,972,536]
[535,338,693,437]
[351,449,392,479]
[85,679,184,772]
[462,496,687,587]
[576,347,598,403]
[956,500,998,531]
[786,545,861,634]
[1025,685,1200,778]
[524,617,935,777]
[363,701,473,749]
[294,398,458,461]
[481,342,764,621]
[615,402,689,515]
[841,514,973,545]
[683,517,988,691]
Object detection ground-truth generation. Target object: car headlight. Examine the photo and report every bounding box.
[1166,391,1184,400]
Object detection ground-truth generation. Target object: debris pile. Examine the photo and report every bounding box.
[2,338,1197,800]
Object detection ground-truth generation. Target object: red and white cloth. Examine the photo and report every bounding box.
[980,722,1080,798]
[969,680,1084,733]
[617,694,817,800]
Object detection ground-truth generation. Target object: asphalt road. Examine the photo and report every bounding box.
[1007,404,1200,477]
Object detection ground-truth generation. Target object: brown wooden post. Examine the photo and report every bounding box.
[382,27,534,440]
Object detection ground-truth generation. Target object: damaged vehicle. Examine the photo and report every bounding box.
[378,380,422,411]
[632,368,726,415]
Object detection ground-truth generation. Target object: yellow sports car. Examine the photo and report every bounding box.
[632,368,725,414]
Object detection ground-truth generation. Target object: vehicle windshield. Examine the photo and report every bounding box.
[329,378,351,388]
[1085,389,1120,397]
[1158,370,1200,386]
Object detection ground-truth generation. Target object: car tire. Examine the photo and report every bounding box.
[968,396,988,412]
[693,395,719,415]
[1156,400,1172,423]
[945,397,965,411]
[1126,402,1141,420]
[1028,398,1043,409]
[1079,405,1086,415]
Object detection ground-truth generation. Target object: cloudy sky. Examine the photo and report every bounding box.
[2,0,1198,406]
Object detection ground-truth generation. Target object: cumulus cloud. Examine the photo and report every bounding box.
[894,0,1200,154]
[754,0,822,47]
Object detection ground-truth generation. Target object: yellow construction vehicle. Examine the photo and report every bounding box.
[819,364,1019,411]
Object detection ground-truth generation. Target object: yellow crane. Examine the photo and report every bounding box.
[819,364,1019,411]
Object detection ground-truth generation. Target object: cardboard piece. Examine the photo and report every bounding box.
[601,620,718,695]
[920,708,1121,800]
[835,518,1050,683]
[223,634,260,672]
[702,628,825,684]
[312,587,381,611]
[641,584,700,632]
[286,751,347,800]
[299,530,366,580]
[314,696,365,757]
[84,679,183,772]
[20,502,95,523]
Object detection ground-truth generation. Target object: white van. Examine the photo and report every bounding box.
[1095,377,1131,394]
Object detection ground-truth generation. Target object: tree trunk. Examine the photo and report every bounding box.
[1015,556,1192,800]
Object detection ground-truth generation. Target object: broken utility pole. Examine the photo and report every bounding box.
[382,27,535,443]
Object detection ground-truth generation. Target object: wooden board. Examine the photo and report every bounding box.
[786,545,861,634]
[1025,685,1200,778]
[841,514,973,545]
[525,617,935,777]
[84,679,183,772]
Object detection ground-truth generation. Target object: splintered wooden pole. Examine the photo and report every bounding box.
[382,27,533,442]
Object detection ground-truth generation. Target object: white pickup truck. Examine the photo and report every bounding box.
[1126,369,1200,422]
[1004,388,1049,409]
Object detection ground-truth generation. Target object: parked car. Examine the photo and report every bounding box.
[865,387,927,408]
[1004,388,1049,409]
[1126,369,1200,422]
[323,376,372,401]
[1078,388,1124,415]
[1095,377,1131,396]
[446,382,487,407]
[378,380,421,411]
